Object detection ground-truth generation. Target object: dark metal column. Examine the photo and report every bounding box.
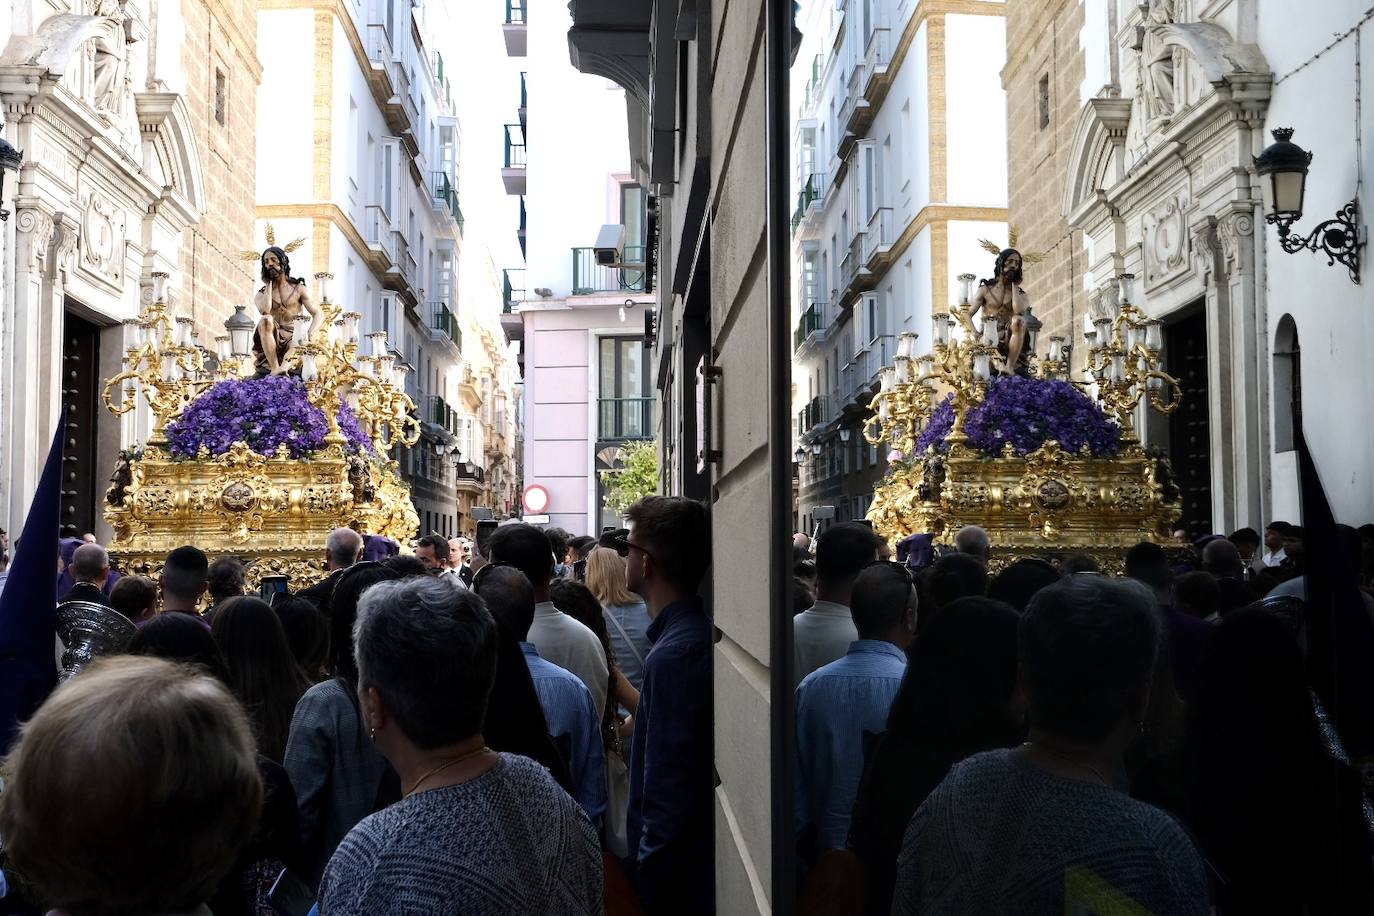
[766,0,797,909]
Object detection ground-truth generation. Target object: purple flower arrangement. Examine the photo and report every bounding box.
[166,376,374,459]
[911,376,1121,459]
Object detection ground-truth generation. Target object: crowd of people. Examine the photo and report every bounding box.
[790,519,1374,914]
[4,506,1374,914]
[0,500,713,916]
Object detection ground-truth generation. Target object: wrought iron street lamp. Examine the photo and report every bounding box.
[0,136,22,222]
[1254,127,1363,283]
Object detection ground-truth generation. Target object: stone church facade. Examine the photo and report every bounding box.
[0,0,258,538]
[1006,0,1374,532]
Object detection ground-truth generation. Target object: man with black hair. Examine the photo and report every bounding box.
[925,553,988,614]
[253,245,321,376]
[1262,521,1291,568]
[160,546,210,621]
[796,563,915,856]
[893,576,1208,914]
[490,523,607,720]
[545,527,573,578]
[476,567,606,825]
[414,534,458,582]
[619,496,713,914]
[1127,540,1211,700]
[793,522,883,683]
[1228,527,1261,572]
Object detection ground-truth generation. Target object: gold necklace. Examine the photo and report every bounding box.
[1022,741,1113,786]
[405,746,492,797]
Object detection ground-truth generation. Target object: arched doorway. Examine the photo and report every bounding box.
[1273,314,1301,452]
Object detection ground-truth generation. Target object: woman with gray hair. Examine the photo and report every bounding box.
[892,575,1210,915]
[317,575,603,914]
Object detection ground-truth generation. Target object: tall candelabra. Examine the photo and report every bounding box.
[1077,273,1182,441]
[102,272,420,455]
[863,271,1182,453]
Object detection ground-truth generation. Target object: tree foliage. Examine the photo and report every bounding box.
[600,440,660,517]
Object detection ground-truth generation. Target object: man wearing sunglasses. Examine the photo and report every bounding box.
[794,522,885,684]
[796,561,917,859]
[616,496,714,915]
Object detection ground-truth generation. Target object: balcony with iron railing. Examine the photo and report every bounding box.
[364,25,397,100]
[363,204,395,265]
[795,395,829,439]
[791,172,828,234]
[794,300,828,352]
[502,268,525,313]
[862,27,892,100]
[517,196,527,258]
[597,397,655,441]
[519,71,527,126]
[572,246,648,294]
[430,171,464,232]
[843,62,873,135]
[380,60,414,134]
[390,232,417,293]
[504,0,527,56]
[502,124,526,194]
[862,207,894,265]
[850,334,895,403]
[840,231,867,294]
[429,302,462,353]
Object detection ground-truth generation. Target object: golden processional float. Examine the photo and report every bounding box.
[864,271,1183,574]
[101,270,420,591]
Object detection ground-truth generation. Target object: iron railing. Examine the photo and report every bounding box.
[795,395,829,438]
[793,300,828,351]
[841,231,867,291]
[429,302,462,350]
[853,334,894,400]
[863,207,893,263]
[431,172,464,230]
[791,172,826,233]
[597,397,655,440]
[502,268,525,313]
[504,124,526,168]
[571,246,648,294]
[505,0,525,24]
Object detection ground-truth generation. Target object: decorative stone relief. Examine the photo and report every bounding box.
[53,213,80,282]
[79,190,126,286]
[17,208,56,273]
[1190,216,1220,282]
[1143,196,1189,287]
[1215,209,1255,272]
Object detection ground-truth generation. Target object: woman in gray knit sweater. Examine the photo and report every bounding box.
[316,576,602,915]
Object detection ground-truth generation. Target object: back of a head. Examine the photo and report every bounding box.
[1202,537,1243,578]
[0,656,261,914]
[475,565,537,640]
[570,535,597,562]
[585,545,636,606]
[545,527,572,564]
[850,564,915,640]
[1124,541,1171,593]
[1058,552,1101,576]
[110,575,157,623]
[162,546,209,602]
[206,556,246,604]
[354,576,497,749]
[1228,527,1261,552]
[549,578,613,659]
[489,523,556,587]
[383,554,429,578]
[814,521,883,589]
[987,558,1061,613]
[127,612,228,682]
[1174,571,1221,617]
[1020,576,1160,742]
[888,597,1022,749]
[69,543,108,582]
[954,525,991,561]
[328,562,403,683]
[210,596,308,760]
[326,527,364,569]
[625,495,712,593]
[272,596,329,677]
[925,553,988,611]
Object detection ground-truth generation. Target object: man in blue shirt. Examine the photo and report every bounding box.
[796,561,916,857]
[618,496,714,914]
[475,566,606,826]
